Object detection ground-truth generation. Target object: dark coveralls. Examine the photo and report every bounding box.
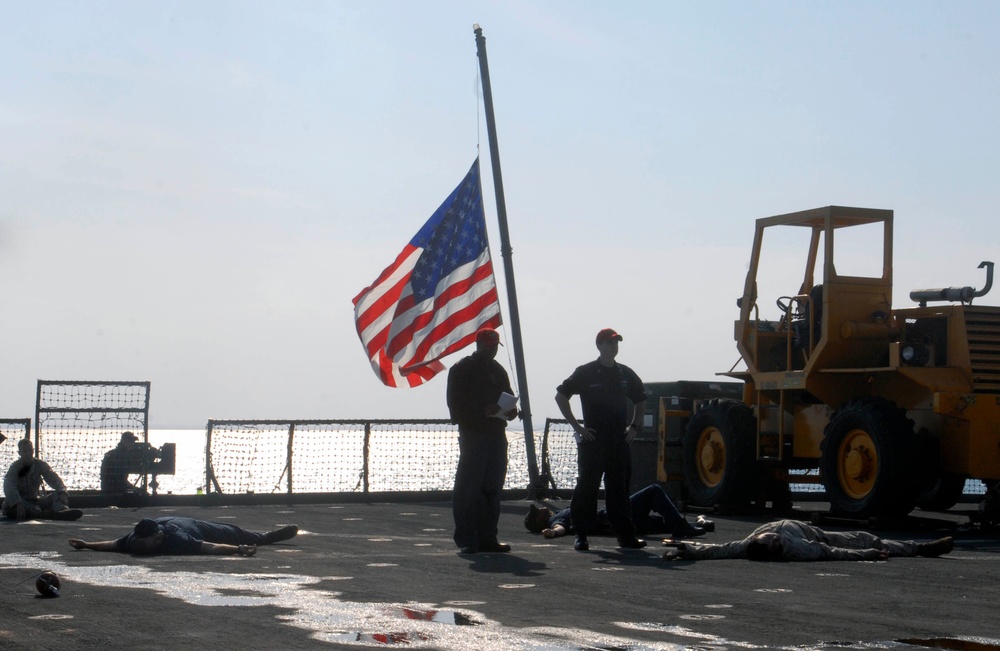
[446,350,513,551]
[548,485,688,536]
[557,360,646,540]
[100,445,133,493]
[112,516,269,554]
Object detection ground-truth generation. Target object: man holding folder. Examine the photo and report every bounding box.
[447,327,518,554]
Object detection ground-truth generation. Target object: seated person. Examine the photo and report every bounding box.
[662,519,953,562]
[68,516,299,556]
[525,484,707,540]
[101,431,140,493]
[2,438,81,521]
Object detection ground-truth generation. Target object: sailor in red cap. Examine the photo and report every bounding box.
[555,328,647,551]
[446,327,518,554]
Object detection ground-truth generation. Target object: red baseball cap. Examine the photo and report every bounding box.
[476,328,502,346]
[596,328,623,345]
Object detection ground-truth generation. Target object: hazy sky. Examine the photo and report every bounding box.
[3,2,999,429]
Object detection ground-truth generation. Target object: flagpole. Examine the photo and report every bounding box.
[474,24,543,494]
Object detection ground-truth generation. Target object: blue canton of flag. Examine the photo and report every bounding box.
[409,170,488,301]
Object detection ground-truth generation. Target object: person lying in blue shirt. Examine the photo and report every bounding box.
[69,516,298,556]
[525,484,707,541]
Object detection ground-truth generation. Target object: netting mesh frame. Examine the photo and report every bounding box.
[206,419,465,495]
[34,380,151,491]
[0,419,31,473]
[541,418,579,490]
[205,419,541,496]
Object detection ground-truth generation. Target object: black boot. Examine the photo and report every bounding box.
[617,536,647,549]
[262,525,299,545]
[916,537,954,557]
[672,521,706,539]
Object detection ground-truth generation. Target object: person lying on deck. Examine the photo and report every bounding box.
[661,519,953,562]
[69,516,298,556]
[525,484,708,541]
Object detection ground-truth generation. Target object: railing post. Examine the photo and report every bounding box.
[363,422,371,494]
[287,423,295,494]
[33,379,42,453]
[540,418,552,489]
[205,421,213,495]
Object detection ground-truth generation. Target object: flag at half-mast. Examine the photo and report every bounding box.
[353,158,502,388]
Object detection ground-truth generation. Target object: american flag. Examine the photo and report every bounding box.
[352,159,502,387]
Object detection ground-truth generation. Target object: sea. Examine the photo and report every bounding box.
[115,431,996,499]
[0,424,547,496]
[63,428,538,496]
[5,427,989,499]
[132,429,207,495]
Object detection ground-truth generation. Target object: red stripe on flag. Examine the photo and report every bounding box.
[385,259,496,359]
[406,292,502,367]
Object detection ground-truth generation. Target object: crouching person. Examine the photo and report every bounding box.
[2,438,81,521]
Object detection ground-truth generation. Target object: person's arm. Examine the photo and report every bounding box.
[69,539,119,552]
[624,366,648,443]
[446,362,481,424]
[542,523,568,539]
[803,543,885,561]
[499,369,518,421]
[555,392,595,442]
[666,540,748,561]
[42,466,68,494]
[625,399,646,443]
[199,541,257,556]
[3,464,24,507]
[14,503,39,520]
[38,462,70,504]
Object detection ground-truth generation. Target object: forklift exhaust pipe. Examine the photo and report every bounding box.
[909,261,994,306]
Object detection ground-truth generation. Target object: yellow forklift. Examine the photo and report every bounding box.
[672,206,998,518]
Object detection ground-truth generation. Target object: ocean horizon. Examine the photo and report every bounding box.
[6,426,988,500]
[44,428,539,497]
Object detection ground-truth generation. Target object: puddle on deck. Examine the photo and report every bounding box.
[2,552,997,650]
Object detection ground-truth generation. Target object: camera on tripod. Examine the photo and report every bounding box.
[102,434,177,498]
[125,442,176,476]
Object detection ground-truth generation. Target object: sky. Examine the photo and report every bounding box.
[3,1,1000,429]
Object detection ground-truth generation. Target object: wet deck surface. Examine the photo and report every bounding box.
[2,499,999,650]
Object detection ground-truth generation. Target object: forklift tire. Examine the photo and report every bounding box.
[681,399,757,508]
[916,473,966,512]
[821,398,920,518]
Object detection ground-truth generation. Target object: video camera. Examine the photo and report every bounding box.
[125,442,176,476]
